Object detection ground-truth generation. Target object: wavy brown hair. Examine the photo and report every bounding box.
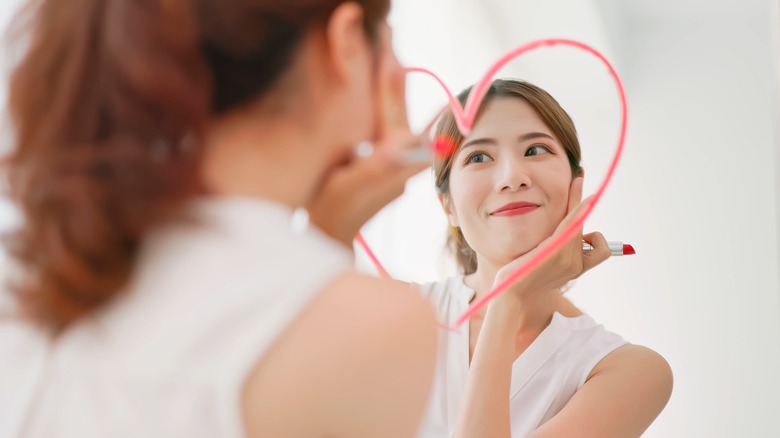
[2,0,389,333]
[433,79,583,275]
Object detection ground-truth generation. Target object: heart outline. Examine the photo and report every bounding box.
[357,38,627,330]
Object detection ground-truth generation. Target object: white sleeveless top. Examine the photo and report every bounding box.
[415,275,627,437]
[0,197,352,437]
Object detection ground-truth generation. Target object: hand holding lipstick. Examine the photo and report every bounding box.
[583,242,635,256]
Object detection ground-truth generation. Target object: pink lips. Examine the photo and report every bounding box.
[491,202,539,217]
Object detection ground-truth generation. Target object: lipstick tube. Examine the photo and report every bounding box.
[582,242,635,256]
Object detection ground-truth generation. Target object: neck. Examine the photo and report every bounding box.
[464,256,579,333]
[201,108,342,209]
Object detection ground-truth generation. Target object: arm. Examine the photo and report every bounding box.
[528,345,673,438]
[454,179,612,437]
[453,299,523,438]
[242,273,437,437]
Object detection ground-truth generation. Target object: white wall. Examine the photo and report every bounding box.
[587,2,780,436]
[374,0,780,436]
[0,0,22,234]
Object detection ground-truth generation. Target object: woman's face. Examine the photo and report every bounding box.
[444,97,574,266]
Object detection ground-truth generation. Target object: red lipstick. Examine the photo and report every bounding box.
[491,202,539,217]
[582,242,636,256]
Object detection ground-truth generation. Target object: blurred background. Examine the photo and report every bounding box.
[1,0,779,437]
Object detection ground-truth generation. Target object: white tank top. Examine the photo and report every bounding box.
[0,197,352,437]
[415,275,627,437]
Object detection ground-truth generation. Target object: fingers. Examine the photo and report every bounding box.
[554,195,593,238]
[383,105,447,166]
[374,48,438,166]
[581,231,610,273]
[377,49,409,136]
[336,135,426,212]
[553,177,586,235]
[553,178,589,274]
[567,176,584,216]
[566,177,585,246]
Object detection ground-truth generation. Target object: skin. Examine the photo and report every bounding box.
[202,4,436,437]
[445,98,576,303]
[438,98,673,437]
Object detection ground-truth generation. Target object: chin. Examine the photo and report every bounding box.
[502,232,546,255]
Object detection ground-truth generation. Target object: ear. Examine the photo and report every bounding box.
[324,3,369,83]
[438,194,459,228]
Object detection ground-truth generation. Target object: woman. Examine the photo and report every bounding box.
[0,0,437,436]
[416,79,673,437]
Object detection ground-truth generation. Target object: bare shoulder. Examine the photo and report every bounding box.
[242,272,437,438]
[530,344,673,438]
[588,344,673,416]
[591,344,674,394]
[325,274,435,326]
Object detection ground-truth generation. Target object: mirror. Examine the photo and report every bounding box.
[355,1,780,436]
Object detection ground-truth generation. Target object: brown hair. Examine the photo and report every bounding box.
[2,0,389,333]
[433,79,583,275]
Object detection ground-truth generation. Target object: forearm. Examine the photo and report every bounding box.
[453,300,522,438]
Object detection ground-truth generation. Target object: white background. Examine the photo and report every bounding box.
[1,0,779,436]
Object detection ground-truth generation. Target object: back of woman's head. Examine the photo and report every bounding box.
[2,0,389,333]
[432,79,582,275]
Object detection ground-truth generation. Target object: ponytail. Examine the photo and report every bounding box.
[3,0,391,333]
[3,0,210,332]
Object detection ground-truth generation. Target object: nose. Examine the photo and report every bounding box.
[494,156,532,193]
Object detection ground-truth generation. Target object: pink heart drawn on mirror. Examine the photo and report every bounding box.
[357,38,627,330]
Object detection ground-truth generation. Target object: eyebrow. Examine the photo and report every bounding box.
[461,132,557,149]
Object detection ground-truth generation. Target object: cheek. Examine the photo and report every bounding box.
[545,169,574,220]
[448,168,491,220]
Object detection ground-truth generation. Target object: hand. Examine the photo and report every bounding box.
[493,177,611,303]
[307,44,431,247]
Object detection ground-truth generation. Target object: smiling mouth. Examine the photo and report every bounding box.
[490,203,540,217]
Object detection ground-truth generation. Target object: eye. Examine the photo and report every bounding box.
[525,144,552,157]
[465,152,493,165]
